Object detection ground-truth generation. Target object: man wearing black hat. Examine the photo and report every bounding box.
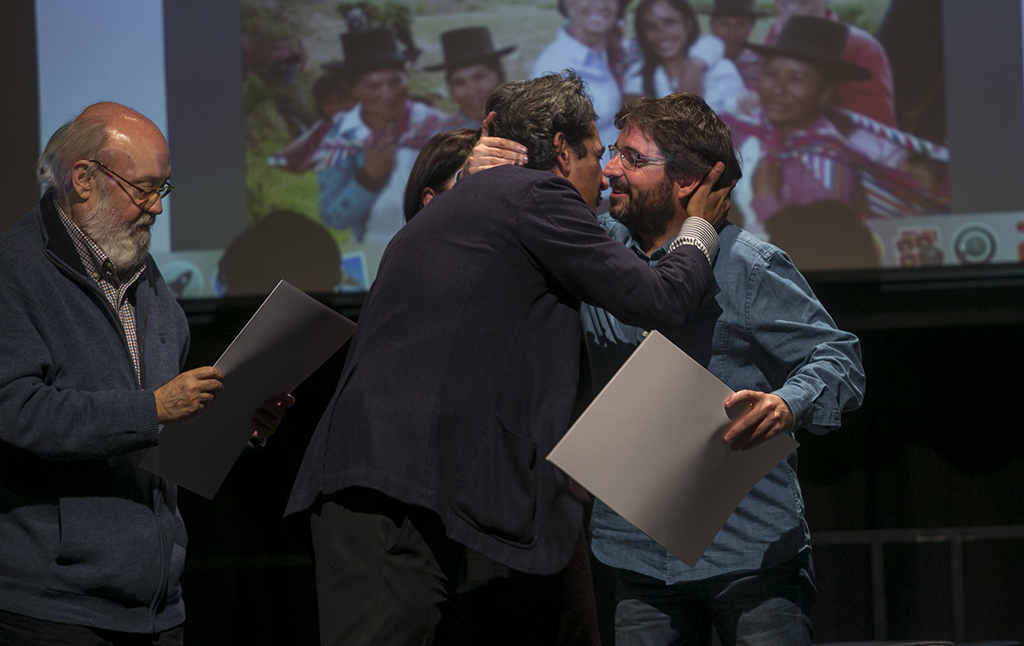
[725,15,943,232]
[724,15,870,233]
[699,0,773,91]
[427,26,516,130]
[763,0,895,126]
[315,27,445,248]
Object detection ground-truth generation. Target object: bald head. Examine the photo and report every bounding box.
[38,102,172,268]
[79,102,167,149]
[38,102,170,206]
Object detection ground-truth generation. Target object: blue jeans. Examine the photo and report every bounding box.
[613,550,816,646]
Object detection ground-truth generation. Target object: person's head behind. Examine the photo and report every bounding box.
[559,0,630,20]
[218,209,342,296]
[614,93,742,191]
[485,71,607,208]
[765,199,881,271]
[38,102,171,269]
[635,0,700,65]
[403,128,478,223]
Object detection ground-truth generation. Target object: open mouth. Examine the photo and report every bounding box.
[608,180,630,198]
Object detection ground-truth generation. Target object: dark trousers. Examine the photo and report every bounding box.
[309,488,600,646]
[0,610,183,646]
[612,550,816,646]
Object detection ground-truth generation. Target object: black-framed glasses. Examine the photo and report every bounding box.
[89,159,174,202]
[608,145,666,171]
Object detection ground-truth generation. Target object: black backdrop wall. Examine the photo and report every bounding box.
[168,292,1024,644]
[3,1,1023,642]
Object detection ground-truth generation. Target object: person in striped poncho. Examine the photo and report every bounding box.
[723,14,948,235]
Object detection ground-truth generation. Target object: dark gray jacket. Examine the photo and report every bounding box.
[287,166,717,575]
[0,196,190,633]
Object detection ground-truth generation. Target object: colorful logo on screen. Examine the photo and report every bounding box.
[952,223,998,265]
[894,229,943,267]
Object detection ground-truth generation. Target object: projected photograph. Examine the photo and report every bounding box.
[235,0,956,294]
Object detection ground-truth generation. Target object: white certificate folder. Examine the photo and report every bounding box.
[546,330,798,567]
[140,280,356,499]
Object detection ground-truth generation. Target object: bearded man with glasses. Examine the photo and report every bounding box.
[0,102,293,645]
[587,92,864,646]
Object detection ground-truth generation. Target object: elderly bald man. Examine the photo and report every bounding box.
[0,102,292,645]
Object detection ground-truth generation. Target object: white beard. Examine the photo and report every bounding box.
[77,183,154,269]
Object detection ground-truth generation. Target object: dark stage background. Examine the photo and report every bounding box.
[163,285,1024,645]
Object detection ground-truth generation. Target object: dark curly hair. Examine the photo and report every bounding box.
[614,92,742,191]
[484,70,597,171]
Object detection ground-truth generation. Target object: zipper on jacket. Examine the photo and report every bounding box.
[46,252,143,388]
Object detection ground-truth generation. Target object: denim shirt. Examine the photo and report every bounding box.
[582,217,865,583]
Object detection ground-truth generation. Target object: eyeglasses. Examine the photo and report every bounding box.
[608,145,667,171]
[90,159,174,203]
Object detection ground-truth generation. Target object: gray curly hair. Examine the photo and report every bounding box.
[37,111,111,203]
[484,70,597,172]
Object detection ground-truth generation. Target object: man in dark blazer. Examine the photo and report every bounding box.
[286,71,732,645]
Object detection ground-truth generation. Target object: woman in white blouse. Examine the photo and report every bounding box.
[624,0,747,114]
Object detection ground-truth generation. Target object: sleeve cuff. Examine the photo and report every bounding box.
[136,391,161,446]
[669,217,720,263]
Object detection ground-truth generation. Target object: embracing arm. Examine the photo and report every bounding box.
[515,173,727,329]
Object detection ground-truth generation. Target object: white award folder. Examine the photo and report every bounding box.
[547,330,798,566]
[140,280,356,499]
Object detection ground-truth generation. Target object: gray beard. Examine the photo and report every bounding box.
[608,177,677,244]
[77,186,153,270]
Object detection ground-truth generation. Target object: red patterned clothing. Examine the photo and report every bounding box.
[764,10,896,126]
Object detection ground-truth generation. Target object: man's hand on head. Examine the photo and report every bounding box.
[722,390,794,451]
[154,366,224,424]
[462,111,528,176]
[686,161,733,230]
[250,394,296,440]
